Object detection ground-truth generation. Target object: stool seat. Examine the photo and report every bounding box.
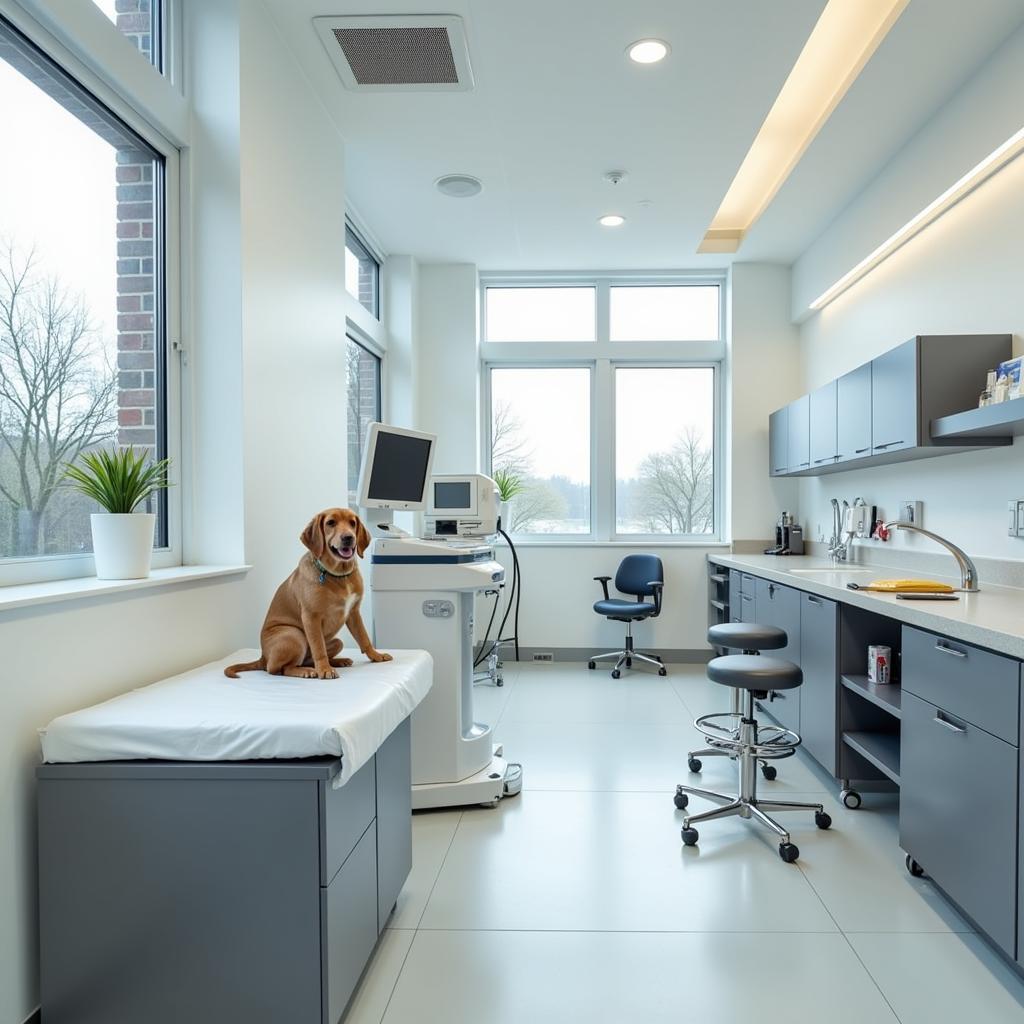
[707,654,802,691]
[708,622,787,651]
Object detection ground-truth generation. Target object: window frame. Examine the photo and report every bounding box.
[344,220,382,320]
[480,271,726,545]
[345,328,383,503]
[0,8,182,586]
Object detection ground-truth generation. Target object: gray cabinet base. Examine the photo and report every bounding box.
[37,716,412,1024]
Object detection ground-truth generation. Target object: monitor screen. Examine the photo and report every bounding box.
[366,431,433,503]
[434,481,472,510]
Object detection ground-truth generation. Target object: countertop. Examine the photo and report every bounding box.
[711,553,1024,661]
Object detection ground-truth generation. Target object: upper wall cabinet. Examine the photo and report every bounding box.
[786,395,810,474]
[769,406,788,477]
[770,334,1012,477]
[836,363,872,463]
[809,381,838,468]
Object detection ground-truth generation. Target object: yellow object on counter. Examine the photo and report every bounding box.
[867,579,955,593]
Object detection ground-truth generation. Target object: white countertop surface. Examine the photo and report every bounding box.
[712,553,1024,660]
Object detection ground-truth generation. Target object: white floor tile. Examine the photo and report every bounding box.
[389,810,463,929]
[498,663,688,724]
[419,790,837,933]
[344,929,415,1024]
[793,794,974,934]
[382,930,898,1024]
[848,933,1024,1023]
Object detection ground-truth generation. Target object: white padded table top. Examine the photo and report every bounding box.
[39,648,432,787]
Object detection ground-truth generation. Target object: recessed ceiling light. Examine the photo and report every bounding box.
[627,39,670,64]
[599,214,625,227]
[435,173,483,198]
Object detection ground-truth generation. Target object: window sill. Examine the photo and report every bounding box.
[0,564,252,614]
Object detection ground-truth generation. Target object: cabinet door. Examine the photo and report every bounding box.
[786,395,810,473]
[871,340,919,454]
[799,593,838,775]
[836,363,872,462]
[809,381,838,468]
[900,691,1017,956]
[753,579,801,733]
[769,407,789,476]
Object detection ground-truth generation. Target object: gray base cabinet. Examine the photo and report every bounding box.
[798,593,838,775]
[38,717,413,1024]
[753,579,801,735]
[900,691,1018,956]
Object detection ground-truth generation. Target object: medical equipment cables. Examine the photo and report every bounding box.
[474,528,521,668]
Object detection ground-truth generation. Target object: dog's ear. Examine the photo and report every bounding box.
[300,512,326,559]
[355,516,371,558]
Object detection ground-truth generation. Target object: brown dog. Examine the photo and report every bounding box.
[225,508,392,679]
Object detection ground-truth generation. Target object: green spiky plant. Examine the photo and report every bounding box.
[64,447,172,514]
[493,468,525,503]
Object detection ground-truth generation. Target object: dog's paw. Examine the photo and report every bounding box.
[366,649,393,663]
[316,666,339,680]
[330,658,354,669]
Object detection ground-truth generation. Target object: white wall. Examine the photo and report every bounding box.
[794,26,1024,563]
[2,3,356,1019]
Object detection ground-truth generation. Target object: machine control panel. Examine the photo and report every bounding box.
[422,599,455,618]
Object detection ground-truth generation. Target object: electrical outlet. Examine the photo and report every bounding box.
[1009,501,1018,537]
[900,500,923,526]
[1017,500,1024,537]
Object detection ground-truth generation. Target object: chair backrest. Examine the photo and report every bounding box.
[614,553,663,598]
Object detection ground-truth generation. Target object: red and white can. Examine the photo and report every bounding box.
[868,645,892,684]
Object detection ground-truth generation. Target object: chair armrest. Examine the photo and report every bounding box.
[593,575,612,600]
[647,581,664,617]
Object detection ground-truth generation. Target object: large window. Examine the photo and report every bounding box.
[483,274,723,541]
[0,16,170,573]
[615,367,716,535]
[490,367,590,533]
[345,224,380,319]
[346,336,381,494]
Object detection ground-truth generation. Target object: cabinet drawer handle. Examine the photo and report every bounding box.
[741,594,753,602]
[854,447,870,454]
[813,457,831,464]
[806,596,822,606]
[874,441,903,450]
[934,712,967,734]
[934,642,967,659]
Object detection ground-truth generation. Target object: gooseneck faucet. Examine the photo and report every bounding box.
[882,521,979,592]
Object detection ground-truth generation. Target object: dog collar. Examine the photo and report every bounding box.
[311,554,356,585]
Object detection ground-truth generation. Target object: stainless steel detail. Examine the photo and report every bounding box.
[882,520,979,592]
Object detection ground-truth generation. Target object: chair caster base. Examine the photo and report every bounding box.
[761,763,777,781]
[906,853,925,877]
[611,669,620,679]
[658,666,667,676]
[841,789,862,809]
[681,827,699,846]
[815,811,832,830]
[779,842,800,863]
[688,757,702,773]
[673,787,688,810]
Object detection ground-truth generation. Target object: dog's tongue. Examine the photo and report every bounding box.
[340,546,355,560]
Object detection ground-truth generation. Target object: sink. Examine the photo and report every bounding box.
[789,567,872,574]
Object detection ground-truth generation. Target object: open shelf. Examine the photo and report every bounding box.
[841,674,902,719]
[843,731,901,784]
[710,599,728,612]
[931,396,1024,441]
[709,573,729,585]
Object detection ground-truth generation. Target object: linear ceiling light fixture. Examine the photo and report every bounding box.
[697,0,908,254]
[810,124,1024,310]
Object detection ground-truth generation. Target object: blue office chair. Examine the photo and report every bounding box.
[588,553,666,678]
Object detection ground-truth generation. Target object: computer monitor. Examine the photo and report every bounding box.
[356,422,437,511]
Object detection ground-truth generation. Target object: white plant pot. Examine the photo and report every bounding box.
[90,513,156,580]
[499,499,511,532]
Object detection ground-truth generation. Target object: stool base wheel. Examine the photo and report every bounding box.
[681,827,699,846]
[779,842,799,863]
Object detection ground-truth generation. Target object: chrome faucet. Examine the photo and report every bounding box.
[882,521,979,592]
[829,498,851,562]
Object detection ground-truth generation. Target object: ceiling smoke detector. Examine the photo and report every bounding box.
[604,170,628,186]
[436,174,483,198]
[313,15,475,92]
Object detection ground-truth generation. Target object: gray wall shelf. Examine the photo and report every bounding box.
[931,394,1024,441]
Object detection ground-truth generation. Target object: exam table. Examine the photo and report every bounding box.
[36,649,432,1024]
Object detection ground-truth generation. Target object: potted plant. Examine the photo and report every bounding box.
[64,447,172,580]
[493,468,524,532]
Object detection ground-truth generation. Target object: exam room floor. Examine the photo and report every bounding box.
[344,663,1024,1024]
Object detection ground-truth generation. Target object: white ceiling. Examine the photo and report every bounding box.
[266,0,1024,270]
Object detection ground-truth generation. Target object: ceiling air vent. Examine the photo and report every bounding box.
[313,15,475,92]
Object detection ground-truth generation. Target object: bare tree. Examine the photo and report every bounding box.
[635,426,714,534]
[509,479,567,532]
[0,245,117,555]
[490,400,532,478]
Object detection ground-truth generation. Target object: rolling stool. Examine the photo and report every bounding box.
[681,623,790,785]
[675,654,832,862]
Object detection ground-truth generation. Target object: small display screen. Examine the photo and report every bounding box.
[366,432,433,503]
[434,481,472,510]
